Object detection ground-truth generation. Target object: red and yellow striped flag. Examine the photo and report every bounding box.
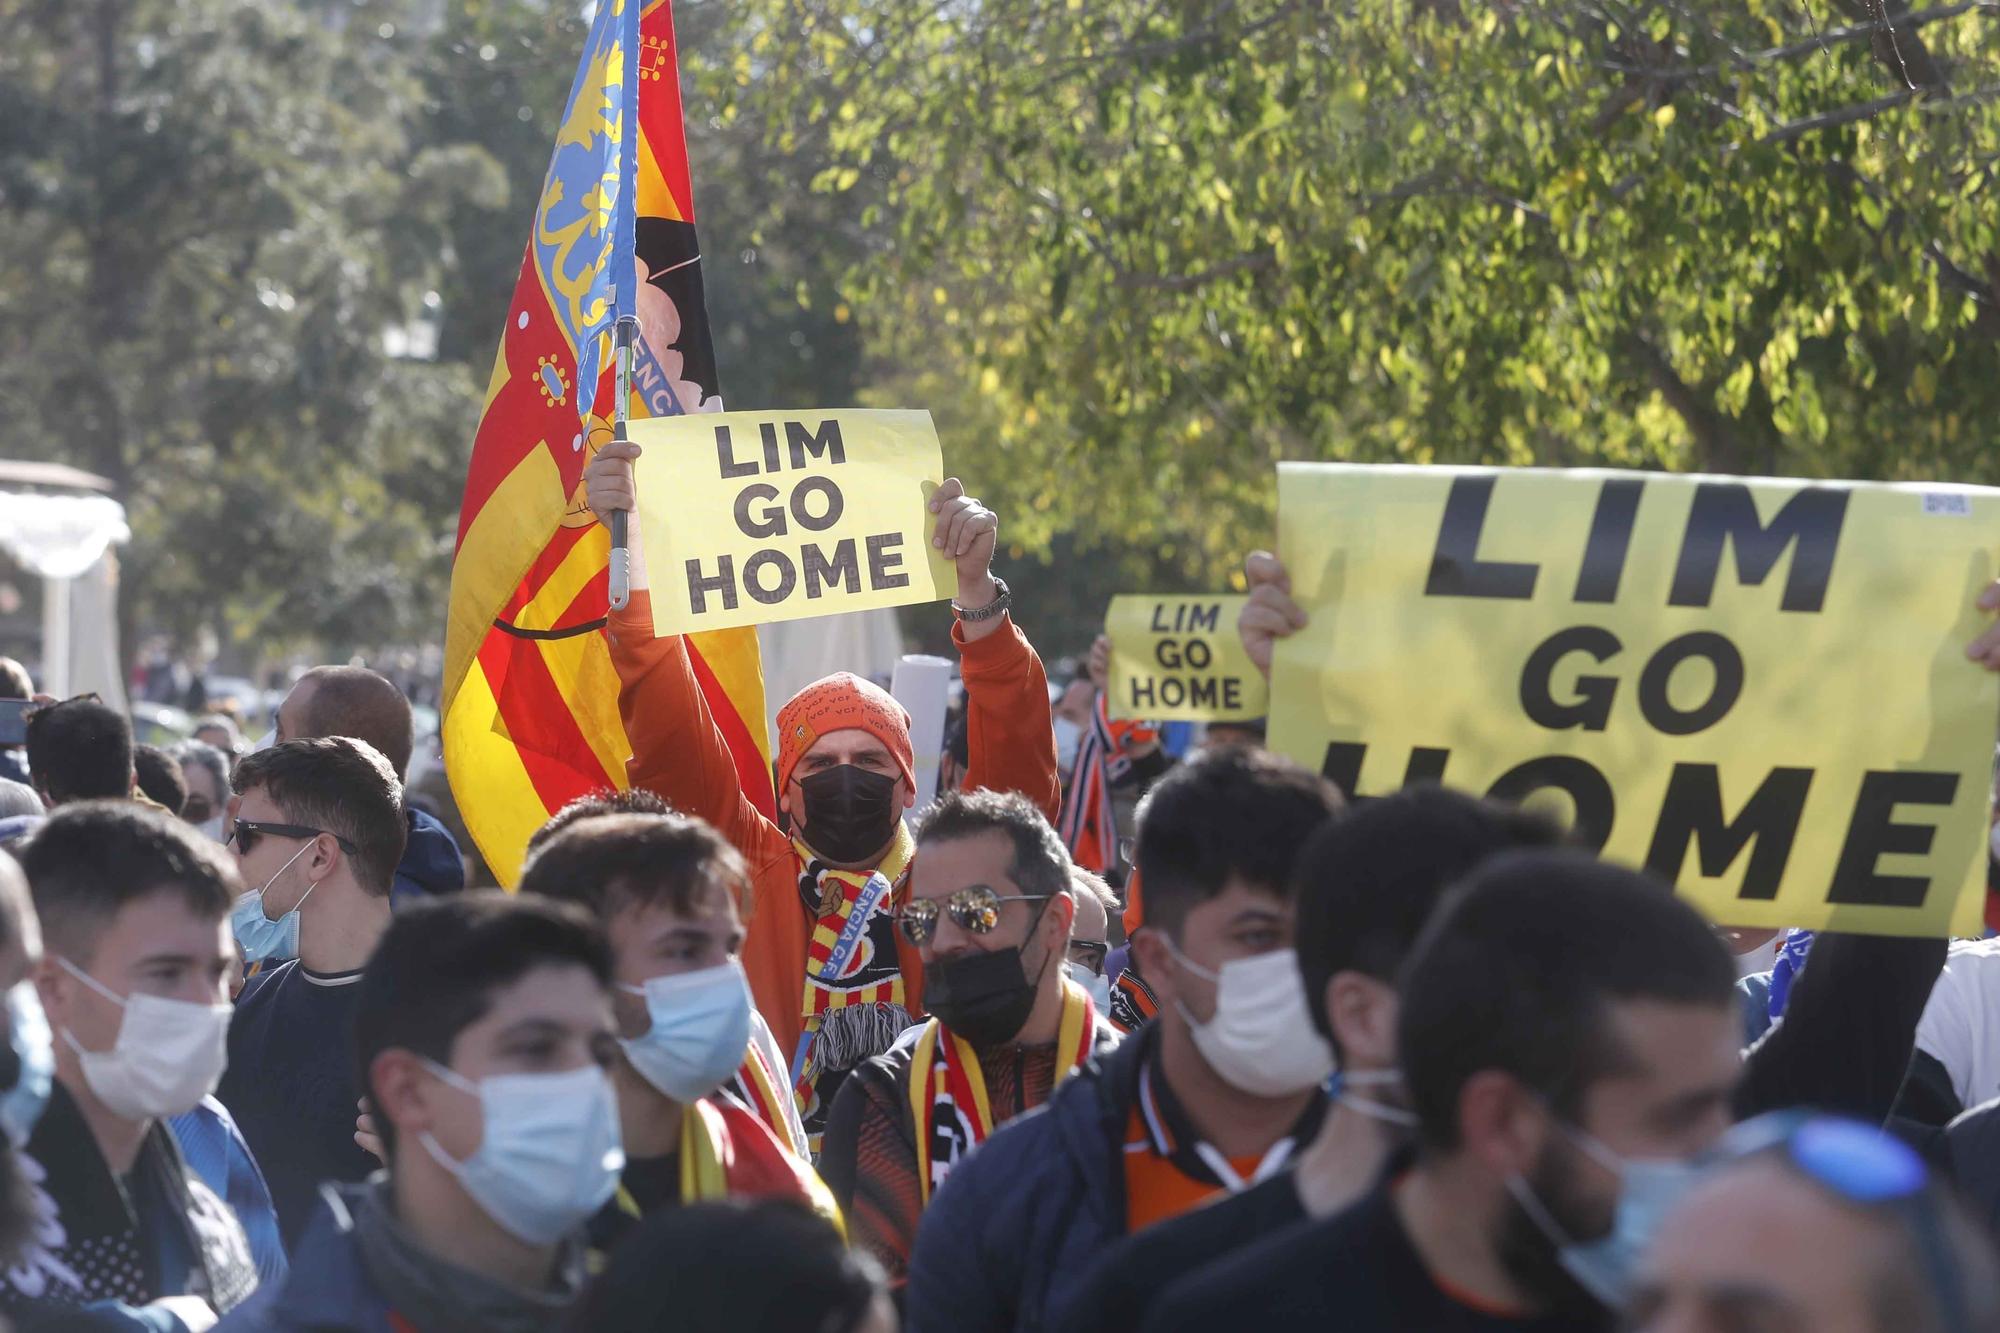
[443,0,772,885]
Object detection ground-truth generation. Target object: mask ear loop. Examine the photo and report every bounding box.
[1021,893,1060,990]
[1335,1070,1418,1128]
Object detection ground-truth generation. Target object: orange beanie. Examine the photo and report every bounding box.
[774,673,916,796]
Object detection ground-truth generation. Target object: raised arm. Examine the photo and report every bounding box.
[589,441,788,867]
[932,479,1060,821]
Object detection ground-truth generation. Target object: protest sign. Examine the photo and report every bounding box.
[1105,595,1268,722]
[1268,463,2000,937]
[631,409,956,635]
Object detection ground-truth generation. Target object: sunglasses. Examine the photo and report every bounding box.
[21,692,103,729]
[228,818,357,856]
[896,885,1052,946]
[1068,938,1109,969]
[1720,1113,1965,1324]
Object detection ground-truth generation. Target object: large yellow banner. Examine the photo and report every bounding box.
[1269,463,2000,937]
[632,408,957,636]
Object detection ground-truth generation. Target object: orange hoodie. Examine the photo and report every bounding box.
[607,591,1060,1061]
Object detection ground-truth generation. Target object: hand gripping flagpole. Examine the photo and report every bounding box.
[608,313,639,612]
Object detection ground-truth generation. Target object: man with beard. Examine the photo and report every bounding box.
[904,748,1341,1333]
[820,790,1120,1286]
[1145,849,1742,1332]
[586,450,1059,1147]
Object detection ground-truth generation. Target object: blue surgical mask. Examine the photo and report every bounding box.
[1506,1117,1702,1309]
[0,981,54,1147]
[419,1060,624,1245]
[618,960,754,1103]
[231,842,317,965]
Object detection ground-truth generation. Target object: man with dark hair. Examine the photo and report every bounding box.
[276,666,464,904]
[7,802,258,1326]
[25,696,134,807]
[134,743,190,816]
[822,790,1119,1287]
[524,792,802,1155]
[1063,786,1563,1333]
[221,892,622,1332]
[1145,849,1742,1332]
[517,812,835,1259]
[1634,1113,2000,1333]
[904,748,1340,1333]
[217,737,405,1244]
[524,787,674,858]
[0,658,32,786]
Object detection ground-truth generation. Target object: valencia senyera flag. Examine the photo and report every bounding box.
[443,0,773,885]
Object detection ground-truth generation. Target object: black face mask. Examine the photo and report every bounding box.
[925,932,1051,1047]
[797,764,901,864]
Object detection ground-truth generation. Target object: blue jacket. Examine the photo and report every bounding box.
[392,809,464,907]
[215,1187,394,1333]
[168,1097,289,1288]
[906,1026,1152,1333]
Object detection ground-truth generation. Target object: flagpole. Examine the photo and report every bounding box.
[609,312,638,612]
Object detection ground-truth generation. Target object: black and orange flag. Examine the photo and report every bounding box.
[443,0,772,883]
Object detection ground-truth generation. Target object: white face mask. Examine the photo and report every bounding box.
[419,1061,625,1246]
[55,957,231,1120]
[197,815,227,843]
[1066,959,1112,1012]
[1167,943,1335,1097]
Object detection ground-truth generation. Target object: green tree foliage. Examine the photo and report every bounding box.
[0,0,872,664]
[710,0,2000,584]
[0,0,513,657]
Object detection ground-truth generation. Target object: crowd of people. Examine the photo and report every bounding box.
[0,460,1995,1332]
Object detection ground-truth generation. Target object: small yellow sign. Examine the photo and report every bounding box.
[1268,462,2000,938]
[631,409,957,635]
[1106,595,1268,722]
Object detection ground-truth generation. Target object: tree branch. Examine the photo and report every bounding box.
[1757,89,1921,145]
[1604,1,1995,80]
[1622,332,1746,473]
[1110,249,1275,292]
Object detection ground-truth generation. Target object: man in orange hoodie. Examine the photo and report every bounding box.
[585,442,1059,1145]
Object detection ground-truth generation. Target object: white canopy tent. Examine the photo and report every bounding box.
[0,463,130,706]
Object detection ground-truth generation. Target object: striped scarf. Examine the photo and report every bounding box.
[1058,695,1127,873]
[727,1034,803,1159]
[908,978,1096,1203]
[789,824,918,1142]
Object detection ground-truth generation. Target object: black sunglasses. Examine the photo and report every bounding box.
[228,818,356,856]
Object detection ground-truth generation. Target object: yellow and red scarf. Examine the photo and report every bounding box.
[908,977,1096,1204]
[729,1035,802,1159]
[611,1098,844,1234]
[791,825,918,1143]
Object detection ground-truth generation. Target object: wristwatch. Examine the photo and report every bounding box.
[953,576,1012,622]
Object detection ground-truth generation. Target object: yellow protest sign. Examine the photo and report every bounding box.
[1268,463,2000,938]
[1106,595,1268,722]
[630,409,957,635]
